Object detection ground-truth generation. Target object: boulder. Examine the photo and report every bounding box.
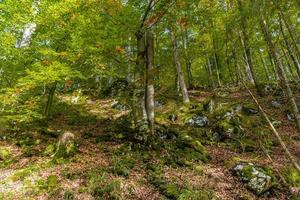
[55,132,77,158]
[242,104,259,115]
[111,101,129,111]
[233,163,276,195]
[168,114,178,122]
[203,99,215,114]
[271,100,282,108]
[154,100,164,108]
[186,115,209,127]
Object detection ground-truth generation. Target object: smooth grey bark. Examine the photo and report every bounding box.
[259,14,300,131]
[259,49,271,81]
[170,30,190,103]
[182,30,193,89]
[207,58,215,89]
[145,31,155,138]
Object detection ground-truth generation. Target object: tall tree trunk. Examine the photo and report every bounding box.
[259,49,271,81]
[170,30,190,103]
[214,53,222,87]
[134,31,147,122]
[237,0,259,89]
[233,50,242,85]
[44,82,57,120]
[145,31,155,138]
[259,14,300,131]
[182,30,193,89]
[207,58,216,89]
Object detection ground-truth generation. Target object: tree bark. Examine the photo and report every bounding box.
[145,31,155,138]
[170,30,190,103]
[44,82,57,120]
[259,49,271,81]
[183,29,193,89]
[207,58,215,89]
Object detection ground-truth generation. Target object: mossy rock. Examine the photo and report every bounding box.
[0,147,11,161]
[233,163,277,195]
[242,103,259,115]
[213,103,232,118]
[55,142,77,159]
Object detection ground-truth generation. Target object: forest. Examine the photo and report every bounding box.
[0,0,299,199]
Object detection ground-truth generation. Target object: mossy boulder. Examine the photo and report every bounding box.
[186,115,209,127]
[54,132,77,159]
[203,99,215,114]
[242,103,259,115]
[233,163,276,195]
[0,147,11,160]
[213,103,232,118]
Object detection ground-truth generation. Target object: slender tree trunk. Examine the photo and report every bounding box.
[207,58,215,89]
[145,31,155,138]
[233,51,242,85]
[134,31,147,122]
[44,82,57,120]
[259,49,271,81]
[183,30,193,89]
[237,0,258,88]
[214,53,222,87]
[259,15,300,131]
[170,30,190,103]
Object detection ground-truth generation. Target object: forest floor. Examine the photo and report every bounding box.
[0,87,299,200]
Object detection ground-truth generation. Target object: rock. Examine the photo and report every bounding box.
[233,104,243,113]
[233,163,275,195]
[134,119,149,142]
[154,100,164,108]
[103,79,130,97]
[214,121,235,141]
[0,147,11,160]
[55,132,77,158]
[271,100,282,108]
[287,113,295,121]
[203,99,215,113]
[111,101,129,111]
[186,115,209,127]
[168,114,178,122]
[242,104,259,115]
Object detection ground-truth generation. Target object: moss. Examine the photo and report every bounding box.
[284,167,300,187]
[43,144,56,156]
[213,103,232,117]
[0,147,11,160]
